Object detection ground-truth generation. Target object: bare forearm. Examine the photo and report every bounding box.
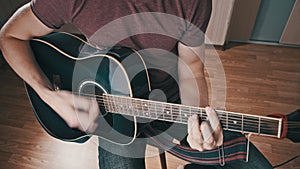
[180,78,208,107]
[0,3,54,99]
[178,64,208,107]
[178,43,208,107]
[0,3,105,131]
[0,36,53,96]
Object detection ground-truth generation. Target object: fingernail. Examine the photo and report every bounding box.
[206,107,212,113]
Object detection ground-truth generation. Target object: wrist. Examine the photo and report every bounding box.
[33,80,55,101]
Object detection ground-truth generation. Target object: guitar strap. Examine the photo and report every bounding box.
[143,125,248,166]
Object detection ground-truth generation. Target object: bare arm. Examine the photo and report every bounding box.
[0,4,98,131]
[0,3,53,94]
[178,42,223,151]
[178,42,208,107]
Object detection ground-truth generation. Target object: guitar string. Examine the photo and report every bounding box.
[102,97,300,128]
[79,92,300,125]
[100,99,300,134]
[101,97,279,121]
[101,97,300,128]
[77,93,300,130]
[98,99,285,133]
[74,93,300,137]
[100,96,298,126]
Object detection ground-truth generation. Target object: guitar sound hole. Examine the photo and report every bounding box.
[78,81,107,117]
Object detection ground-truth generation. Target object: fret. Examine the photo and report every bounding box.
[227,113,243,132]
[226,111,229,130]
[109,95,115,112]
[104,97,113,112]
[180,106,190,123]
[112,96,116,112]
[191,107,202,120]
[155,102,163,120]
[199,108,203,120]
[171,105,180,123]
[179,105,183,123]
[153,101,158,119]
[242,115,260,133]
[163,104,172,122]
[119,96,129,115]
[121,97,128,115]
[127,98,132,115]
[142,100,150,118]
[119,97,125,114]
[215,110,227,130]
[124,97,131,115]
[113,96,118,112]
[137,99,144,117]
[131,98,138,116]
[113,96,119,113]
[258,116,261,134]
[148,101,157,119]
[103,95,109,112]
[170,104,173,121]
[260,118,279,136]
[215,110,225,126]
[241,114,244,131]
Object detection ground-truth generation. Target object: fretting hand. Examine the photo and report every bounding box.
[187,107,223,151]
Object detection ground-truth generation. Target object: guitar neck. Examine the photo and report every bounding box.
[103,94,283,138]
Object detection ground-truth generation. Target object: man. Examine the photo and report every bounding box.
[0,0,272,168]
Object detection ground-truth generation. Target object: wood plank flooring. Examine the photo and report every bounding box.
[0,43,299,169]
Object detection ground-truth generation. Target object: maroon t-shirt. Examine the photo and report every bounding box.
[31,0,212,101]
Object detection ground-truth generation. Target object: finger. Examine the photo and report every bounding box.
[188,114,202,140]
[188,114,199,133]
[87,99,100,133]
[187,134,204,152]
[187,114,204,151]
[205,107,221,131]
[73,95,93,128]
[200,121,216,150]
[73,95,91,112]
[57,91,86,111]
[76,109,89,131]
[78,98,100,131]
[215,131,223,147]
[90,98,100,121]
[206,107,223,146]
[63,102,82,129]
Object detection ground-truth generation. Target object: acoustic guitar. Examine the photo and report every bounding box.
[26,32,300,145]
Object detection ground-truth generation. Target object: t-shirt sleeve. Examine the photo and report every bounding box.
[30,0,72,29]
[180,0,212,47]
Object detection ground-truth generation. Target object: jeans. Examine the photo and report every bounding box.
[184,142,274,169]
[98,138,146,169]
[98,130,273,169]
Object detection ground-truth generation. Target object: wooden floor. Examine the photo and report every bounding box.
[0,43,299,169]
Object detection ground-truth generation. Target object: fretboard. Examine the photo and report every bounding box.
[103,94,282,138]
